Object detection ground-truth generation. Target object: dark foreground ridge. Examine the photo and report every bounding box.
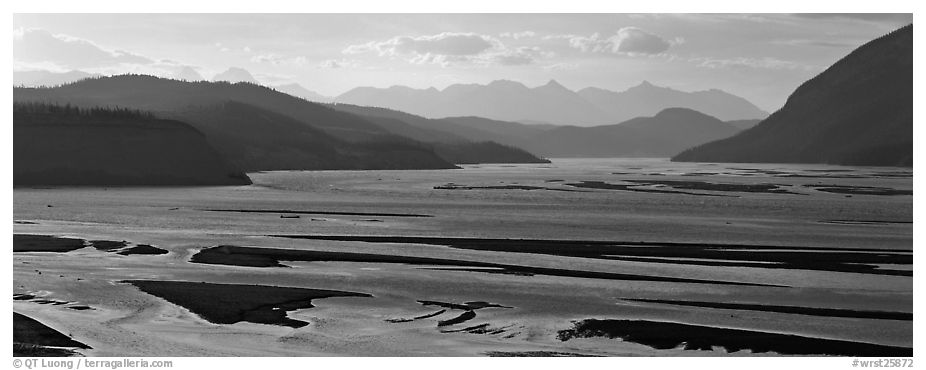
[623,298,912,321]
[268,235,912,276]
[13,102,251,186]
[557,319,912,356]
[14,312,91,357]
[203,208,433,218]
[673,25,912,167]
[123,280,371,328]
[191,245,780,287]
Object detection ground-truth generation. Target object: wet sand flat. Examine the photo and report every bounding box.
[12,158,912,356]
[557,319,912,356]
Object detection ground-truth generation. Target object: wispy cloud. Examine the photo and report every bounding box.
[13,28,152,69]
[13,28,211,81]
[251,53,308,66]
[344,32,496,57]
[551,27,678,56]
[318,59,360,69]
[690,56,818,71]
[772,39,857,48]
[343,32,550,67]
[790,13,912,25]
[499,31,536,40]
[542,62,579,71]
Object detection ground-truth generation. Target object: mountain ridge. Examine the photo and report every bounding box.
[336,79,767,126]
[673,24,912,167]
[14,102,251,186]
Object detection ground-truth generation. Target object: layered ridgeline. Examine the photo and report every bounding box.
[172,101,455,171]
[336,79,767,126]
[524,108,742,157]
[14,103,251,186]
[329,103,549,164]
[577,81,768,123]
[14,75,546,170]
[333,104,746,158]
[674,24,913,167]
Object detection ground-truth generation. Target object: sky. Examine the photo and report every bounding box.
[12,13,912,111]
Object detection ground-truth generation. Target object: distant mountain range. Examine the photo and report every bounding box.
[175,66,205,82]
[332,103,749,158]
[674,24,912,167]
[336,79,768,126]
[14,102,250,186]
[576,81,769,123]
[212,67,259,84]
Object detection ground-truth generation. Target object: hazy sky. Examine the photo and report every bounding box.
[12,13,912,111]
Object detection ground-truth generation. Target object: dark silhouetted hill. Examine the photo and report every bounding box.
[526,108,741,157]
[432,141,548,164]
[673,24,912,167]
[725,119,762,131]
[14,102,251,186]
[171,101,455,171]
[13,75,389,142]
[329,104,550,164]
[13,76,531,169]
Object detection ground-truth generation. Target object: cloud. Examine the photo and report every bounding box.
[345,32,495,57]
[499,31,536,40]
[13,60,70,73]
[560,27,675,55]
[613,27,673,54]
[773,39,857,48]
[12,29,208,82]
[318,59,360,69]
[489,46,548,66]
[790,13,912,24]
[251,53,308,66]
[344,32,548,67]
[690,56,817,71]
[13,28,152,69]
[542,62,579,71]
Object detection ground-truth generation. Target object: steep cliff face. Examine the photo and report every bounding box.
[673,24,912,167]
[14,104,251,186]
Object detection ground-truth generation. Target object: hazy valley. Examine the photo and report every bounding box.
[12,15,913,359]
